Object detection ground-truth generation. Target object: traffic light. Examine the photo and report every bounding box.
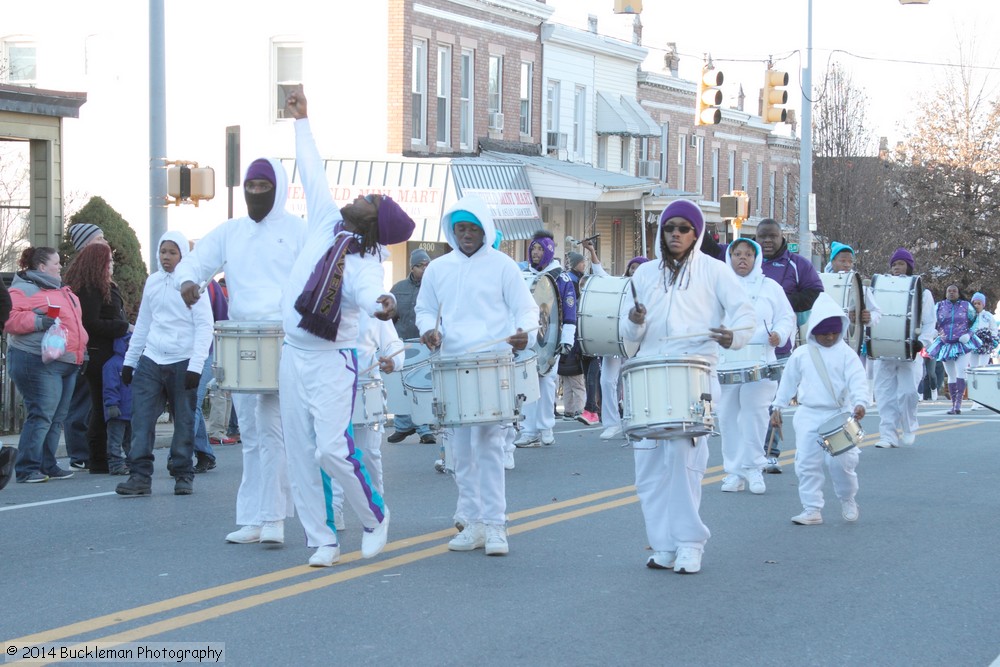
[695,66,724,126]
[167,162,216,206]
[762,69,789,123]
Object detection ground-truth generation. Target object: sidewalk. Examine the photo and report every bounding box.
[1,420,181,460]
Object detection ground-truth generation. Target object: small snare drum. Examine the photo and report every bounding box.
[621,356,715,441]
[385,339,434,415]
[401,365,437,426]
[817,416,864,456]
[716,344,768,385]
[431,352,517,427]
[213,321,284,393]
[351,376,385,426]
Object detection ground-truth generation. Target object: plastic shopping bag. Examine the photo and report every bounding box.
[41,318,69,363]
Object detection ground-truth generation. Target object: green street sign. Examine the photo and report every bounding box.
[788,243,799,252]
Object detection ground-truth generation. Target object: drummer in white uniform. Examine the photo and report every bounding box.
[416,195,538,556]
[717,239,795,495]
[177,159,305,546]
[624,200,755,574]
[825,242,881,335]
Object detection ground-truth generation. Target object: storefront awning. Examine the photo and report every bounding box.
[482,151,655,204]
[280,156,542,244]
[596,91,660,137]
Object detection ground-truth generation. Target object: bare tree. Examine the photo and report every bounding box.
[0,142,31,271]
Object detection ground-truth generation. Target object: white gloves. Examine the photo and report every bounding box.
[959,333,970,344]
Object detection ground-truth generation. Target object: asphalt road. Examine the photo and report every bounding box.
[1,400,998,667]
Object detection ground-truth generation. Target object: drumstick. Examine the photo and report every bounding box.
[465,327,540,355]
[357,343,425,376]
[198,262,227,294]
[660,325,755,341]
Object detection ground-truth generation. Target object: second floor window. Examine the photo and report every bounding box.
[411,39,427,143]
[488,55,502,115]
[520,62,532,136]
[459,50,474,149]
[273,41,302,122]
[436,46,451,146]
[3,40,36,85]
[573,86,586,157]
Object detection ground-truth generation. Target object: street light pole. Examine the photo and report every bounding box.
[798,0,813,263]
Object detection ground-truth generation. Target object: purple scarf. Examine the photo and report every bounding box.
[294,231,360,341]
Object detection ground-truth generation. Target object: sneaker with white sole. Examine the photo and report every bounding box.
[448,522,485,551]
[763,457,782,474]
[577,410,600,426]
[646,551,676,570]
[600,425,623,440]
[334,508,346,532]
[875,440,898,449]
[746,469,766,495]
[260,520,284,544]
[308,544,341,567]
[225,525,262,544]
[514,433,541,448]
[484,524,509,556]
[900,432,916,446]
[841,499,860,522]
[674,547,702,574]
[791,509,824,525]
[721,474,745,492]
[504,449,515,470]
[361,508,390,558]
[541,431,555,446]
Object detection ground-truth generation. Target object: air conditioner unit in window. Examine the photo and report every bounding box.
[488,112,504,131]
[638,160,661,179]
[546,131,568,150]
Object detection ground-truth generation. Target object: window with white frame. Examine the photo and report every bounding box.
[3,39,36,85]
[756,162,763,215]
[598,136,608,169]
[272,41,303,122]
[459,49,474,149]
[411,39,427,143]
[573,86,586,157]
[677,139,687,192]
[728,150,736,192]
[436,45,451,146]
[741,158,749,192]
[620,136,631,172]
[488,55,502,119]
[546,80,560,134]
[520,62,533,136]
[711,148,720,201]
[769,170,776,218]
[694,136,704,195]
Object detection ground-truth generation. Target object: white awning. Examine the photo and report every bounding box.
[596,91,660,137]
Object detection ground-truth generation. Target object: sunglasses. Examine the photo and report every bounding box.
[364,194,379,205]
[663,224,695,234]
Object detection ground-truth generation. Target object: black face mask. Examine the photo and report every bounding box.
[245,187,276,222]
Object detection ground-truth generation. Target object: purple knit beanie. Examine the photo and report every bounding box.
[889,247,914,272]
[376,196,416,246]
[660,200,704,237]
[245,158,276,185]
[812,316,843,335]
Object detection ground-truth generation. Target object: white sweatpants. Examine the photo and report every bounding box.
[279,346,386,548]
[873,358,921,446]
[600,356,622,429]
[717,379,775,476]
[328,423,385,513]
[633,436,711,554]
[521,361,558,437]
[450,423,506,526]
[231,392,294,527]
[792,406,860,511]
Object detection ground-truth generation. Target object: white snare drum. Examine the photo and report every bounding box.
[621,356,714,440]
[385,339,434,415]
[513,349,540,406]
[765,358,788,384]
[867,274,923,360]
[431,352,517,427]
[352,377,385,425]
[523,272,563,375]
[576,275,640,358]
[401,365,437,426]
[821,271,864,354]
[817,416,864,456]
[967,366,1000,413]
[717,344,768,385]
[213,321,283,393]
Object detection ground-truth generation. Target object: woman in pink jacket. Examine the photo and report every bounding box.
[7,247,88,483]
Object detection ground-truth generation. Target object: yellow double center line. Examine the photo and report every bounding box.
[5,420,977,661]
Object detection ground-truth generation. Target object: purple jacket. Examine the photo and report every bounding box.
[761,240,824,354]
[935,299,976,343]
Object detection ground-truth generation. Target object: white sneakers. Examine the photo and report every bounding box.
[841,499,860,522]
[721,475,745,492]
[484,524,509,556]
[448,522,486,551]
[504,449,515,470]
[791,509,824,525]
[673,547,702,574]
[260,520,284,544]
[308,544,341,567]
[361,508,390,559]
[225,525,262,544]
[600,425,623,440]
[540,431,555,446]
[746,469,766,495]
[514,433,541,448]
[646,551,676,570]
[875,440,898,449]
[900,432,916,446]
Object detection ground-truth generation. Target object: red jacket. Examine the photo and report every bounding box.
[7,272,89,364]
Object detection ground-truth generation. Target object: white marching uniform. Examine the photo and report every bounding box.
[174,158,305,529]
[621,229,755,559]
[772,294,869,512]
[415,196,538,527]
[717,241,795,479]
[872,285,935,446]
[279,118,390,548]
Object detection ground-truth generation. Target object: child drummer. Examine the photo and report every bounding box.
[770,292,869,526]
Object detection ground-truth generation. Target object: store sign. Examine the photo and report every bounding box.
[286,184,444,221]
[461,188,539,219]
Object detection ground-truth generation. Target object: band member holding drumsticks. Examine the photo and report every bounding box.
[770,293,868,525]
[718,238,795,495]
[280,88,412,566]
[417,195,538,556]
[624,200,755,574]
[515,230,577,448]
[825,242,881,333]
[872,248,936,447]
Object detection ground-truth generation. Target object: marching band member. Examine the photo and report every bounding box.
[280,88,413,567]
[717,239,795,495]
[968,293,997,410]
[825,242,881,333]
[872,248,936,447]
[417,195,538,556]
[515,230,576,448]
[770,293,868,525]
[624,200,755,574]
[177,161,305,545]
[926,285,981,415]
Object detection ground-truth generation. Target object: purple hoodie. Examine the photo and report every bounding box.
[761,239,824,355]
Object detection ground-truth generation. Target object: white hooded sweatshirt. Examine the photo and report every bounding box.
[415,195,538,357]
[125,230,214,373]
[723,239,796,365]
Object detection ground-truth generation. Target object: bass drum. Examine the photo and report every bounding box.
[523,272,563,375]
[867,274,923,361]
[820,271,864,354]
[576,275,639,358]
